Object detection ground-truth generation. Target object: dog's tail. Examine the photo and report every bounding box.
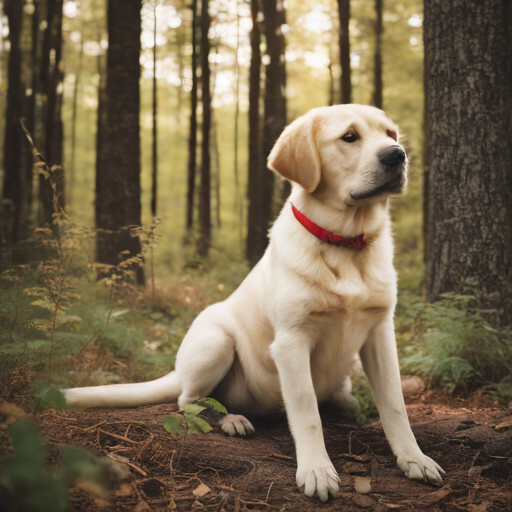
[63,371,182,409]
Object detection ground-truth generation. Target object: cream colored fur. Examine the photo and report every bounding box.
[64,104,444,501]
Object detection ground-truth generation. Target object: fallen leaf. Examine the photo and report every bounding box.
[113,483,133,497]
[352,494,376,508]
[420,486,450,503]
[354,476,371,494]
[495,417,512,430]
[468,502,491,512]
[134,500,150,512]
[192,483,211,498]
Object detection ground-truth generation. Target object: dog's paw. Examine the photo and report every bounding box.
[218,414,255,437]
[397,452,445,485]
[297,463,340,502]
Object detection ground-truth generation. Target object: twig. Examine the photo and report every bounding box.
[83,420,107,431]
[271,453,294,461]
[265,481,273,502]
[106,453,148,476]
[98,429,145,445]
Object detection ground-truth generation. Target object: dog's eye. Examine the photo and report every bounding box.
[386,129,397,141]
[341,132,358,143]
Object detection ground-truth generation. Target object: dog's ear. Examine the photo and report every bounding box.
[267,114,321,193]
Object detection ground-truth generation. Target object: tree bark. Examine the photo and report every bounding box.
[197,0,211,256]
[258,0,286,259]
[186,0,198,233]
[22,0,41,236]
[373,0,383,109]
[424,0,512,324]
[96,0,144,284]
[69,37,84,206]
[40,0,65,225]
[2,0,24,244]
[246,0,262,265]
[337,0,351,104]
[151,6,158,218]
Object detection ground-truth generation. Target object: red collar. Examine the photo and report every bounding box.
[291,203,367,250]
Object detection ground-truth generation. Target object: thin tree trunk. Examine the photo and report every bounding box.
[424,0,512,324]
[373,0,383,109]
[69,37,84,206]
[95,39,107,249]
[151,6,158,217]
[233,0,242,241]
[245,0,262,265]
[259,0,286,258]
[337,0,351,104]
[40,0,65,225]
[22,0,41,235]
[211,109,221,228]
[96,0,144,284]
[2,0,24,244]
[197,0,211,256]
[186,0,198,233]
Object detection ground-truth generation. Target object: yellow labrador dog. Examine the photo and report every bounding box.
[65,104,444,501]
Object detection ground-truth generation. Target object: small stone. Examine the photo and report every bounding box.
[354,476,371,494]
[401,376,425,396]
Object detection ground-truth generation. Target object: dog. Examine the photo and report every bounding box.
[64,104,444,501]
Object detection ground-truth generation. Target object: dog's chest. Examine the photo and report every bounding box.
[310,251,395,314]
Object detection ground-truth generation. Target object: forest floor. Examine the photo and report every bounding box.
[28,391,512,512]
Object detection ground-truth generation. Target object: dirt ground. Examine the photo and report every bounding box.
[32,392,512,512]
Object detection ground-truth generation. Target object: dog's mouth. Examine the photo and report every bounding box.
[350,172,405,201]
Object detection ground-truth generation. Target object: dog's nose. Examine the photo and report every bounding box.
[379,146,406,168]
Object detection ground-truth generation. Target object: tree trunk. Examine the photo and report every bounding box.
[69,37,84,206]
[197,0,211,256]
[22,0,41,236]
[186,0,198,233]
[151,6,158,218]
[2,0,24,244]
[40,0,65,225]
[258,0,286,258]
[373,0,383,109]
[337,0,351,104]
[95,40,107,252]
[245,0,262,265]
[96,0,144,284]
[424,0,512,324]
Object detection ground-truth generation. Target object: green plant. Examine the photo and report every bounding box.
[0,418,107,512]
[400,293,512,393]
[351,376,379,425]
[162,398,227,468]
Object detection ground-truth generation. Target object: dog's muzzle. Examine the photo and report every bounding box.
[350,146,407,201]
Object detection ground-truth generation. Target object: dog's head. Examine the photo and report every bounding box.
[268,104,408,207]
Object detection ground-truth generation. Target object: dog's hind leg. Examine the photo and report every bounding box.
[176,305,255,436]
[331,375,359,413]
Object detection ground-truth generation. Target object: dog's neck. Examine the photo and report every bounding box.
[289,187,389,240]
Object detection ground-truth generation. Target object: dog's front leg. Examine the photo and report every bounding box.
[360,319,445,484]
[271,331,339,501]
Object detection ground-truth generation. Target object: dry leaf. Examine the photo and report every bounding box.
[495,417,512,430]
[353,494,376,508]
[192,483,211,498]
[113,483,133,497]
[133,500,150,512]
